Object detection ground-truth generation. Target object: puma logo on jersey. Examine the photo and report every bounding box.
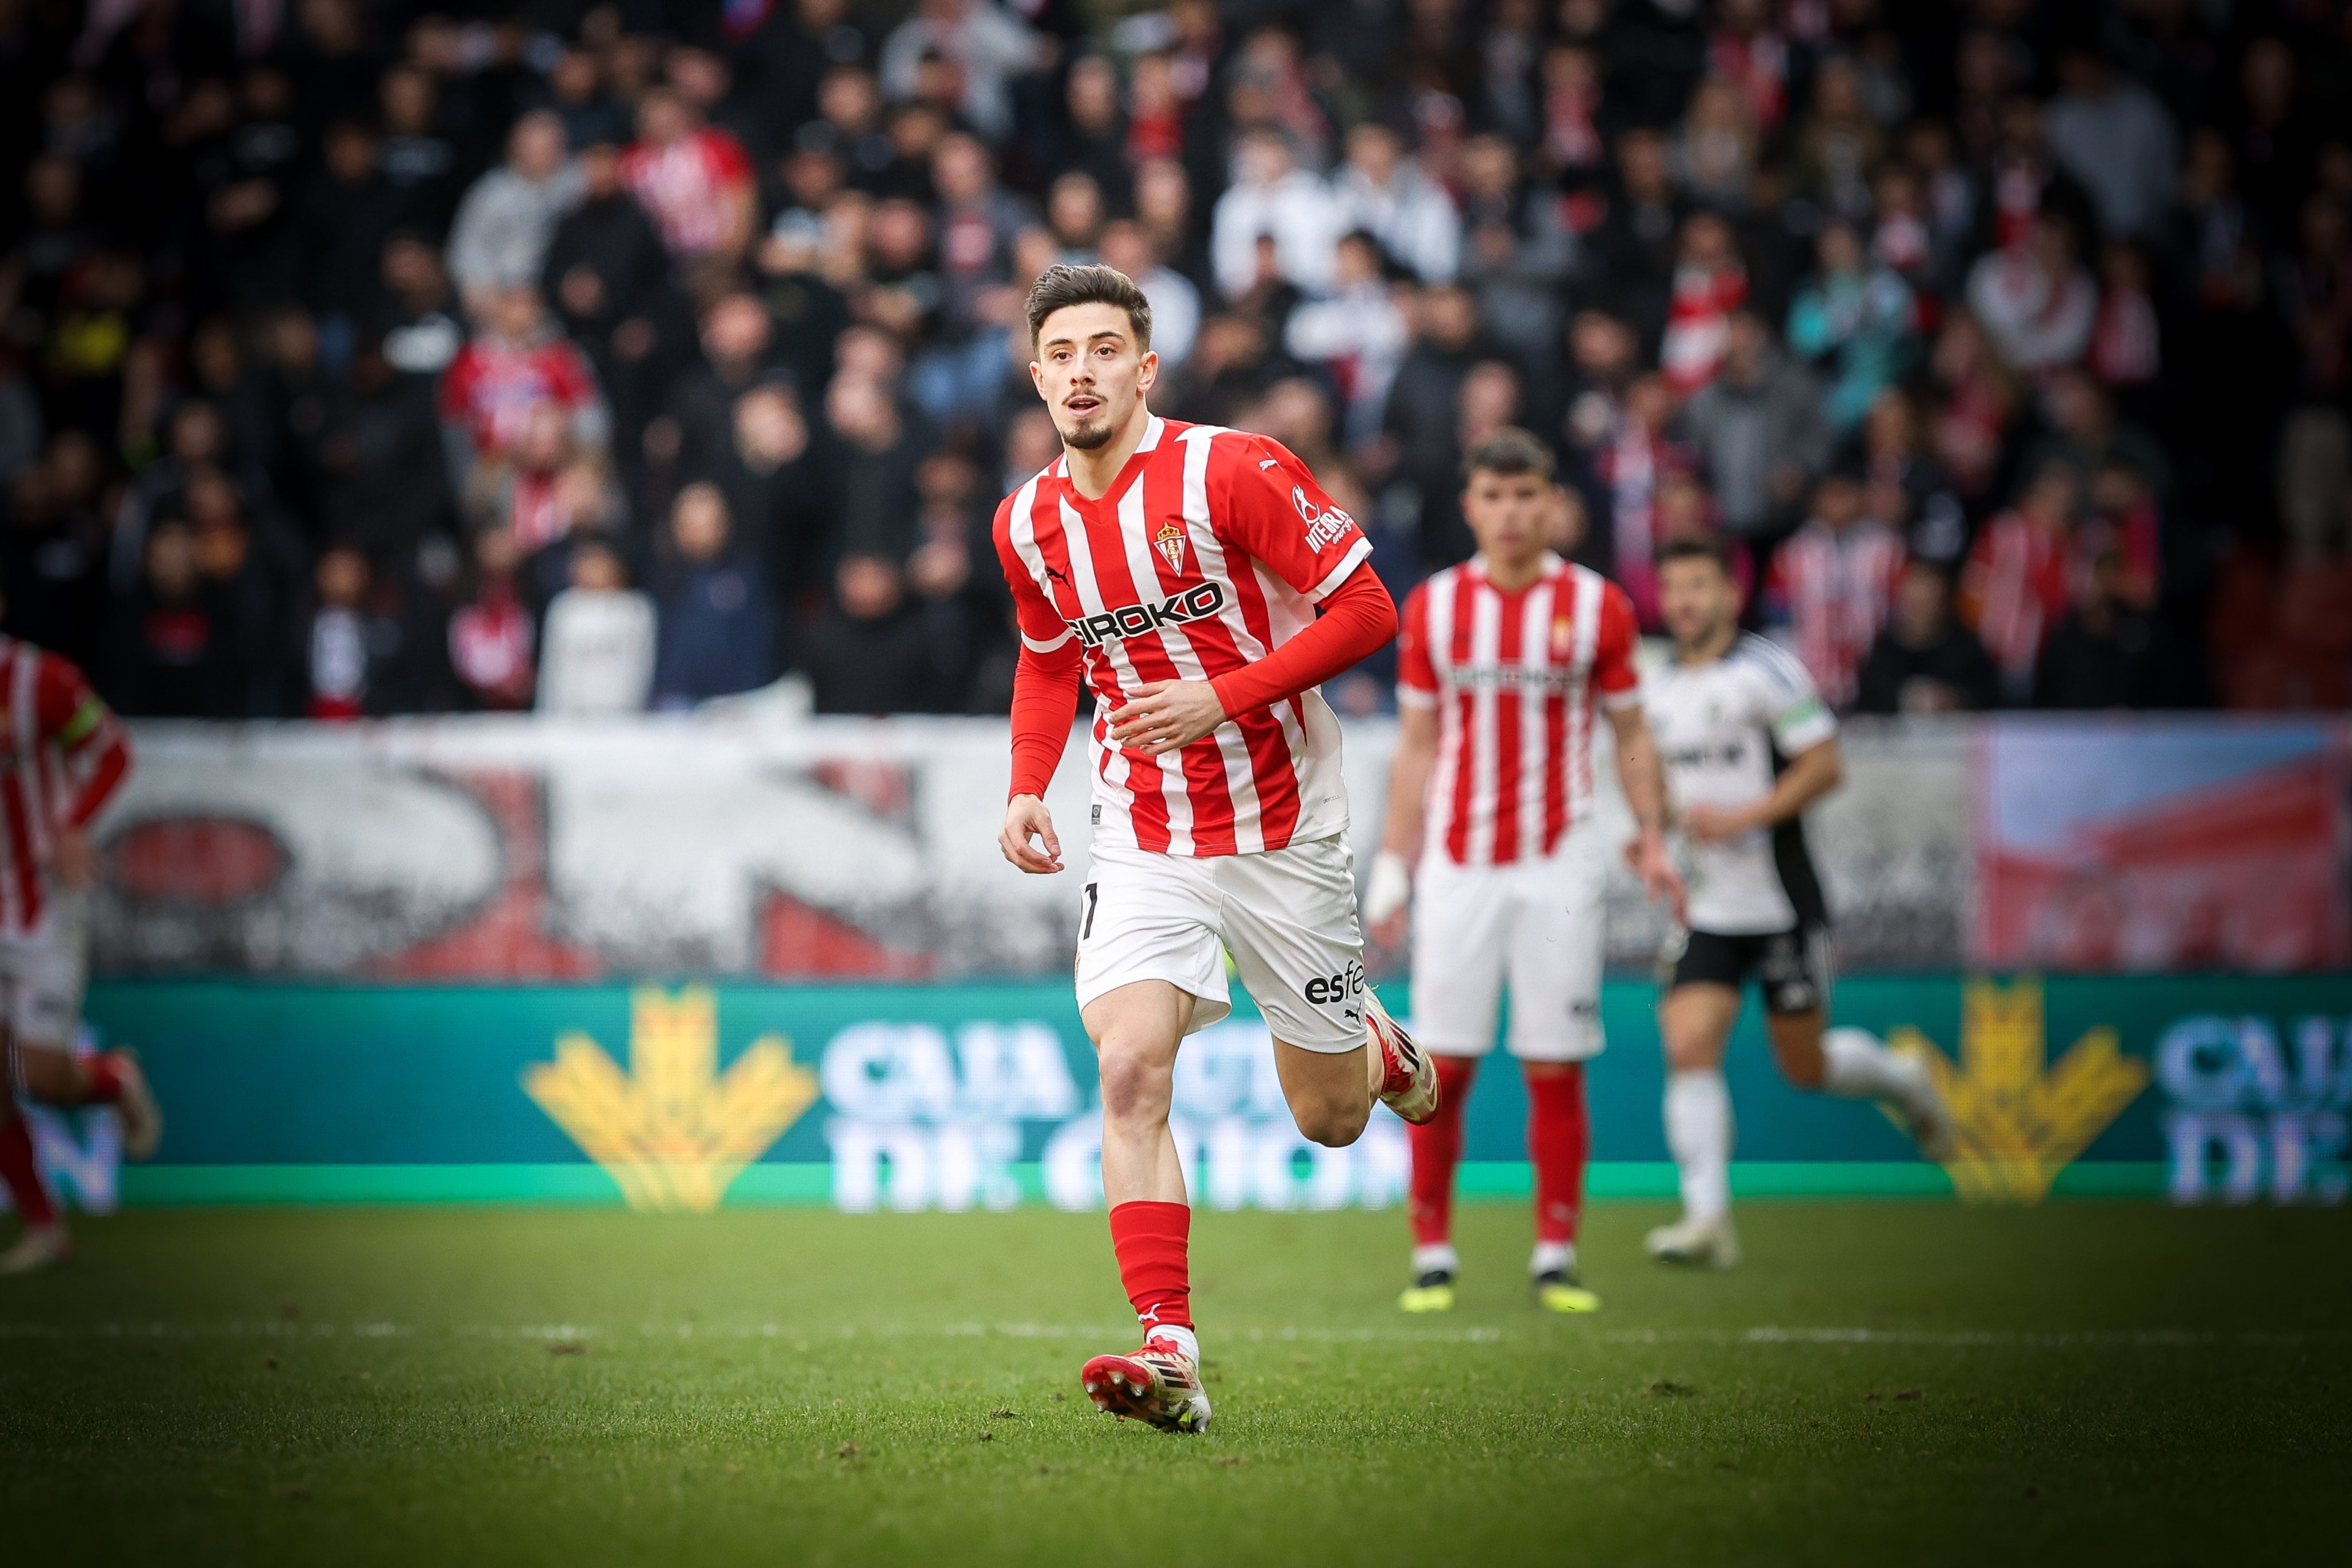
[1258,457,1279,470]
[1066,580,1229,648]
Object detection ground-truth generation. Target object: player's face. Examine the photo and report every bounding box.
[1460,470,1554,567]
[1658,556,1740,649]
[1030,302,1158,452]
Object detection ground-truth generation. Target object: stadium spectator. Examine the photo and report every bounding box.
[448,112,586,300]
[1210,130,1341,300]
[438,285,606,485]
[1329,122,1460,285]
[652,482,773,708]
[622,87,757,274]
[1785,218,1918,431]
[2044,45,2179,245]
[2034,548,2158,710]
[1963,465,2079,704]
[538,537,655,716]
[1764,473,1906,712]
[800,552,947,715]
[1659,211,1747,394]
[447,527,536,712]
[877,0,1042,145]
[1856,560,2000,715]
[1681,309,1829,543]
[1966,214,2098,376]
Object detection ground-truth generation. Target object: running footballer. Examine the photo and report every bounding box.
[993,265,1438,1433]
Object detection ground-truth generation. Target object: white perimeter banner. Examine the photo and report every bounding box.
[91,713,1969,980]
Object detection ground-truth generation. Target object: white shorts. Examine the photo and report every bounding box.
[1075,834,1368,1054]
[1410,828,1606,1063]
[1,898,89,1083]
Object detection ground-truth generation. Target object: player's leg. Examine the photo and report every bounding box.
[1218,835,1437,1150]
[1647,931,1747,1268]
[1507,841,1605,1311]
[1072,853,1223,1433]
[1761,928,1952,1158]
[1398,854,1504,1309]
[1,965,72,1274]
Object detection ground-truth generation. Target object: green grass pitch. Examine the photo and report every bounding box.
[5,1200,2346,1566]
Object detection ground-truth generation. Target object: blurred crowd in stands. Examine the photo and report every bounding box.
[3,0,2350,722]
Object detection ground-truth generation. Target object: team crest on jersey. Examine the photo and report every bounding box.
[1550,615,1574,656]
[1154,518,1189,574]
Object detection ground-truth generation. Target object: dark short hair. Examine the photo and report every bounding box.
[1462,427,1556,482]
[1655,535,1735,575]
[1026,264,1152,350]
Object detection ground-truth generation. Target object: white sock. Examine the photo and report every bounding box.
[1529,1241,1576,1277]
[1821,1027,1918,1105]
[1411,1242,1460,1276]
[1664,1069,1733,1223]
[1149,1323,1200,1362]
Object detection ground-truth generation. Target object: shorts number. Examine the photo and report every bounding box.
[1081,882,1098,941]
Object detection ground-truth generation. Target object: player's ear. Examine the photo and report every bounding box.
[1136,348,1158,393]
[1028,356,1045,397]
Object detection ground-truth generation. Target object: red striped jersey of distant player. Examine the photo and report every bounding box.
[1396,556,1641,867]
[0,636,133,934]
[992,416,1374,858]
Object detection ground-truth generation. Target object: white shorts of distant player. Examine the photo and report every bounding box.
[1075,835,1367,1054]
[0,895,90,1086]
[1409,826,1606,1063]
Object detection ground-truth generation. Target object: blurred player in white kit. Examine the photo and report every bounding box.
[1641,536,1953,1268]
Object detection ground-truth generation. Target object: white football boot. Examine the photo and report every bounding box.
[0,1224,72,1276]
[1363,988,1440,1125]
[1081,1329,1213,1433]
[1645,1212,1742,1269]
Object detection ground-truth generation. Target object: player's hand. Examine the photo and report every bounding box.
[51,828,97,890]
[999,793,1063,874]
[1681,803,1755,845]
[1624,827,1686,926]
[1108,679,1226,756]
[1365,850,1411,948]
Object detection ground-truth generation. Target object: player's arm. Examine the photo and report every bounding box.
[1109,438,1396,755]
[1589,582,1684,917]
[1367,582,1438,945]
[1684,659,1844,843]
[995,520,1084,874]
[40,660,133,890]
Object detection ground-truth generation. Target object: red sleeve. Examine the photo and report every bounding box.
[1212,434,1374,603]
[1592,580,1642,708]
[708,130,752,185]
[1208,562,1396,718]
[994,498,1084,799]
[1395,583,1438,709]
[35,657,131,828]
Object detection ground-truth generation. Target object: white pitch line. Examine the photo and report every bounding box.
[0,1322,2336,1347]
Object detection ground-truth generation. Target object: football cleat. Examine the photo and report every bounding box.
[1645,1213,1741,1269]
[1398,1268,1456,1313]
[1363,988,1440,1125]
[110,1050,164,1162]
[1080,1331,1212,1433]
[1533,1267,1600,1314]
[1887,1048,1957,1163]
[0,1224,72,1276]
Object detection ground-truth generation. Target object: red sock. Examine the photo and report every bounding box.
[79,1053,125,1105]
[1526,1063,1589,1245]
[1108,1200,1192,1333]
[1407,1055,1480,1248]
[0,1116,56,1228]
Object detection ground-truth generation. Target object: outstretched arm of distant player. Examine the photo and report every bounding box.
[1107,564,1398,755]
[1367,702,1437,947]
[1683,736,1845,843]
[1607,703,1685,923]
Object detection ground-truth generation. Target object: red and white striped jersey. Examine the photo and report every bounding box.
[1397,555,1641,867]
[0,637,133,936]
[993,416,1374,857]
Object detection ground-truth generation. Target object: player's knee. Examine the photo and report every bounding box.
[1294,1095,1368,1148]
[1095,1044,1172,1126]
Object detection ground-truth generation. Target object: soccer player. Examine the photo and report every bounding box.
[0,601,161,1275]
[993,265,1438,1434]
[1641,537,1951,1268]
[1366,429,1682,1316]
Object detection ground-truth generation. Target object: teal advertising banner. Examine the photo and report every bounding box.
[18,974,2345,1213]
